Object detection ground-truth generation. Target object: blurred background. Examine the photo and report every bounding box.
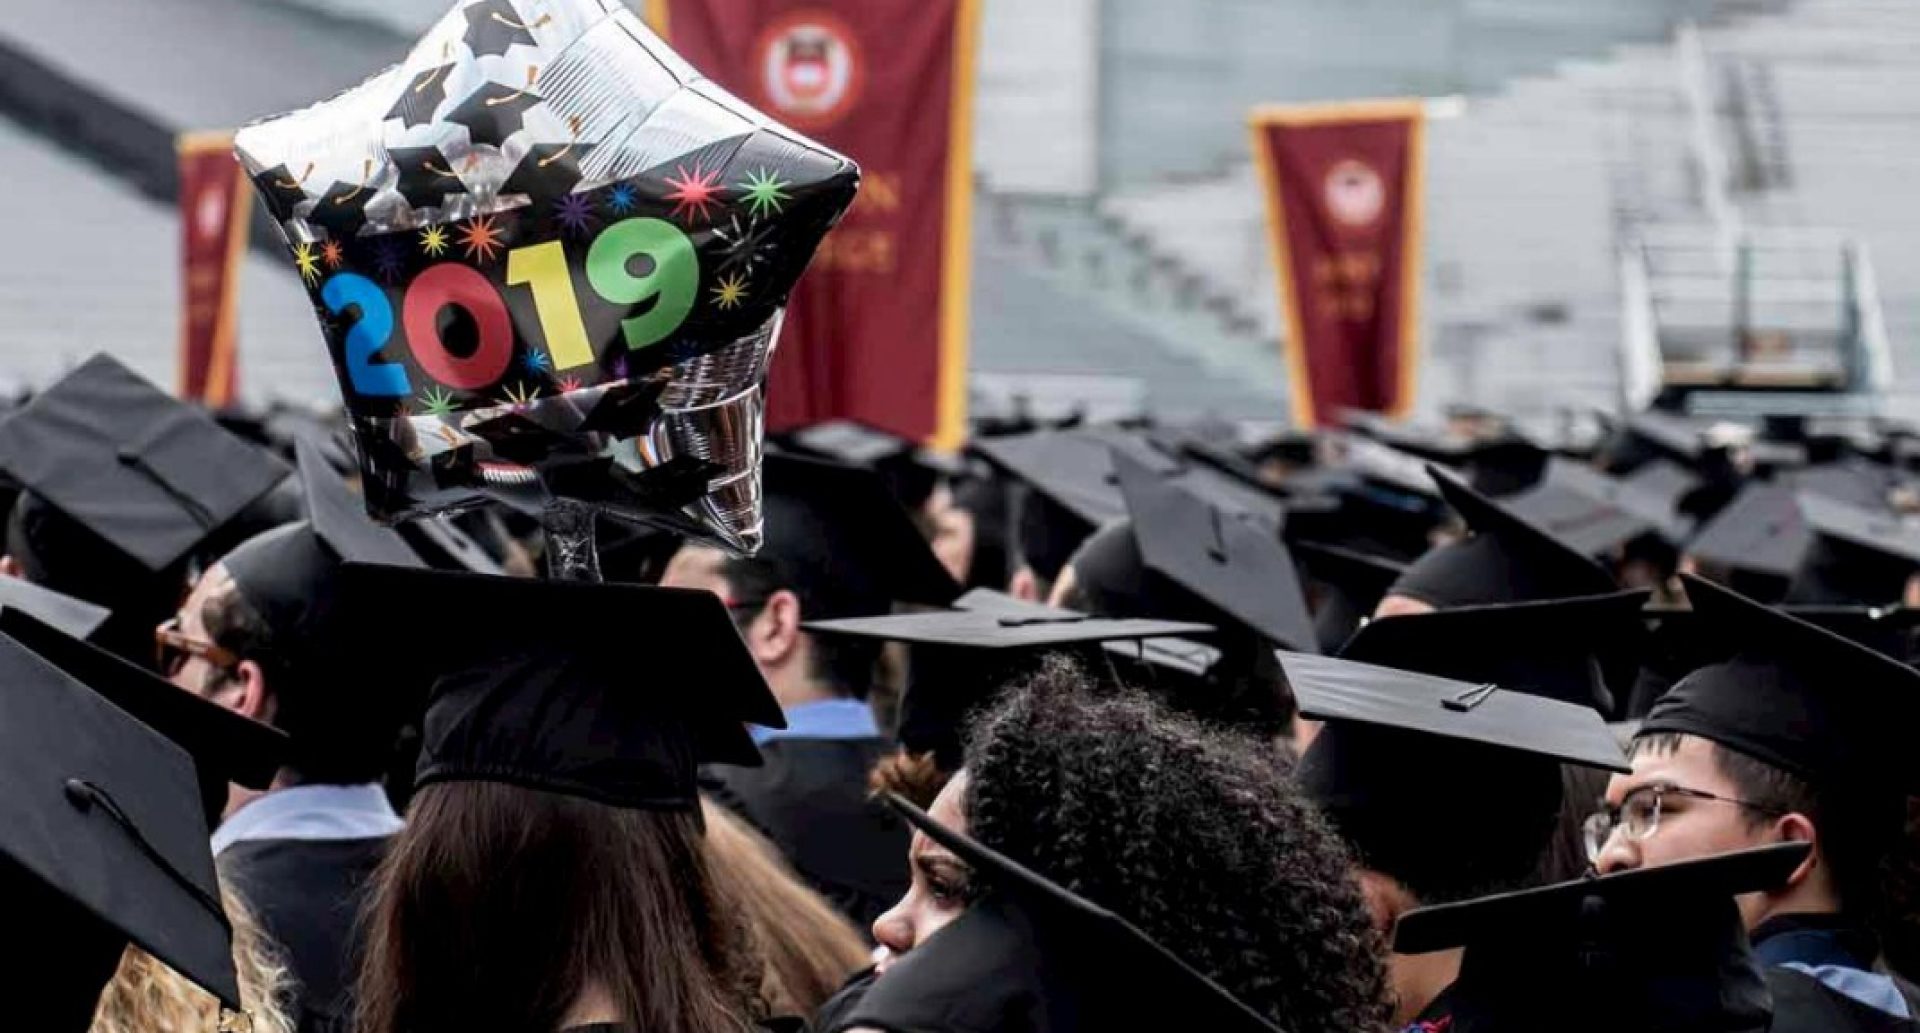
[2,0,1916,436]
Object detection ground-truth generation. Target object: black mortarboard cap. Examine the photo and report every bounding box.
[1641,574,1920,797]
[500,142,596,202]
[0,609,290,824]
[837,794,1284,1033]
[0,633,240,1027]
[1114,448,1316,651]
[338,564,784,807]
[1785,492,1920,606]
[1683,481,1807,601]
[0,354,288,572]
[1290,540,1407,653]
[759,452,960,619]
[784,420,959,514]
[1339,590,1651,713]
[1506,459,1693,559]
[1387,465,1617,609]
[810,589,1210,766]
[250,164,312,224]
[1788,457,1907,513]
[308,180,376,239]
[0,575,108,642]
[1391,844,1806,1033]
[972,430,1128,579]
[1288,650,1627,900]
[224,438,422,653]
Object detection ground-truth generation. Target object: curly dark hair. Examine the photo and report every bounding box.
[963,656,1392,1033]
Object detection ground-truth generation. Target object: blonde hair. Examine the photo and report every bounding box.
[700,798,871,1016]
[90,885,295,1033]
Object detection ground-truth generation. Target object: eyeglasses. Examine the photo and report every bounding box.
[1582,783,1784,862]
[154,617,241,679]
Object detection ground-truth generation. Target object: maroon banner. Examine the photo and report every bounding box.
[650,0,978,449]
[177,131,251,406]
[1251,100,1425,427]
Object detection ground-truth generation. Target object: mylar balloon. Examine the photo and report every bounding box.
[235,0,858,554]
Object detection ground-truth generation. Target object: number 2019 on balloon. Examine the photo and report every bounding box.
[320,216,698,399]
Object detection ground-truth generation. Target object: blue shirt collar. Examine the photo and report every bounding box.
[211,783,404,856]
[1755,915,1912,1020]
[751,698,880,745]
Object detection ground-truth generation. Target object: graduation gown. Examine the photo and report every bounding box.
[706,734,909,928]
[220,835,391,1033]
[1753,914,1920,1033]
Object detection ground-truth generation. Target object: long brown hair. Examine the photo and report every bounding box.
[354,781,762,1033]
[699,799,870,1016]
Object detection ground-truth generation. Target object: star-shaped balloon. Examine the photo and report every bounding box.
[251,164,312,224]
[389,145,469,210]
[444,80,543,149]
[232,0,860,555]
[500,142,595,201]
[386,61,457,128]
[308,180,375,238]
[462,0,545,57]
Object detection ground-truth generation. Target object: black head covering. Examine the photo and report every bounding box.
[1113,448,1316,651]
[972,430,1129,584]
[0,353,289,574]
[1,609,289,825]
[1393,844,1806,1033]
[781,420,959,514]
[1288,651,1627,903]
[1388,465,1618,609]
[806,593,1209,768]
[338,565,784,810]
[1784,492,1920,606]
[837,795,1283,1033]
[0,575,109,642]
[1683,481,1808,602]
[1339,590,1652,713]
[0,632,241,1030]
[1505,459,1693,561]
[1289,540,1407,653]
[757,452,961,620]
[1641,574,1920,800]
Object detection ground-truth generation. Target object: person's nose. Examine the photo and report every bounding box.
[1594,824,1640,875]
[870,895,916,963]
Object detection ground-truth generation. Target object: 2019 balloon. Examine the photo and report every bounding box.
[235,0,859,553]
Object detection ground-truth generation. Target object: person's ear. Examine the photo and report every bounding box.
[0,555,22,579]
[1044,565,1079,609]
[1774,812,1820,887]
[1355,868,1418,935]
[746,590,804,666]
[228,660,276,725]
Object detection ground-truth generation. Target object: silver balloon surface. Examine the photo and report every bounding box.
[235,0,858,554]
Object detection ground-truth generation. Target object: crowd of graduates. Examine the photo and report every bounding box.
[7,350,1920,1033]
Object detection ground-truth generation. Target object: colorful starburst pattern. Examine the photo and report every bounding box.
[522,349,552,375]
[372,239,408,283]
[293,242,322,285]
[711,272,749,310]
[500,382,540,409]
[460,215,506,262]
[320,239,345,270]
[606,182,638,214]
[556,374,584,393]
[418,386,458,417]
[663,161,724,224]
[554,193,597,236]
[419,224,449,257]
[737,167,791,218]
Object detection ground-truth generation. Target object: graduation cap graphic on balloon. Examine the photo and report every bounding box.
[251,164,312,224]
[462,0,548,58]
[388,145,468,211]
[444,77,544,150]
[386,60,457,129]
[232,0,860,555]
[501,140,595,202]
